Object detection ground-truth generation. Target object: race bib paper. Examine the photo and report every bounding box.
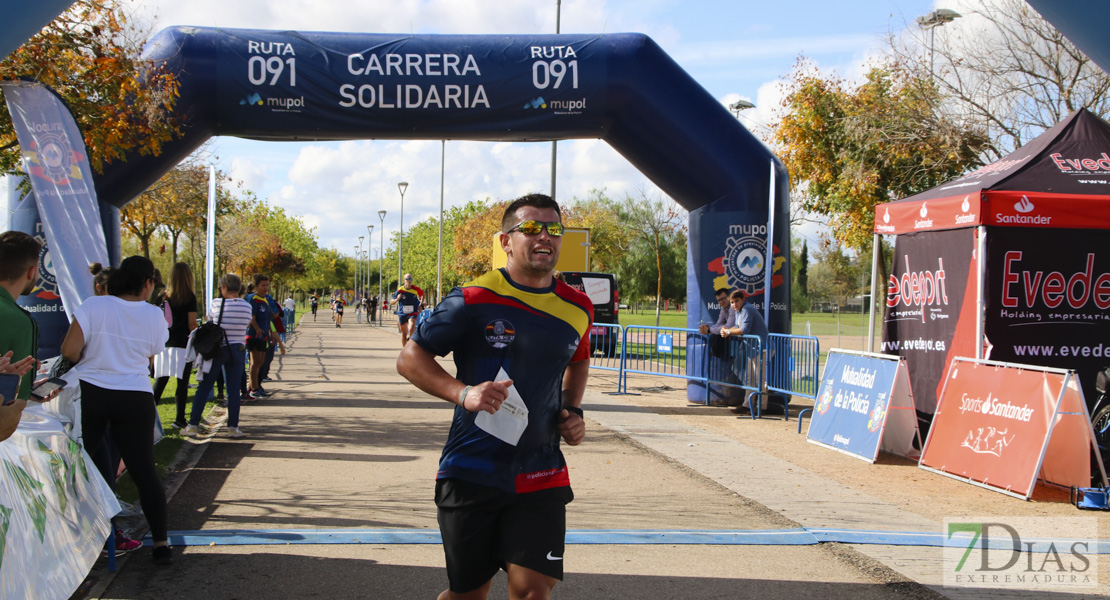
[475,367,529,446]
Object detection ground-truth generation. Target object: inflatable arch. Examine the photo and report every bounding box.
[28,27,793,368]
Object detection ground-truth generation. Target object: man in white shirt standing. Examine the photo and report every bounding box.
[282,296,296,338]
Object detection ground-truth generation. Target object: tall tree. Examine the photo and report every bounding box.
[562,189,631,274]
[452,199,505,281]
[0,0,181,176]
[617,191,685,326]
[774,63,989,250]
[888,0,1110,159]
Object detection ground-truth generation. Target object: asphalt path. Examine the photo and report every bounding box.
[98,310,944,600]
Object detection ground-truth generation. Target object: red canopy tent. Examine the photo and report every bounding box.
[870,108,1110,414]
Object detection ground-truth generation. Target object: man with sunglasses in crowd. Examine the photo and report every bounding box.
[397,193,592,600]
[392,273,424,346]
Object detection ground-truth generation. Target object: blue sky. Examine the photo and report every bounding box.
[131,0,941,253]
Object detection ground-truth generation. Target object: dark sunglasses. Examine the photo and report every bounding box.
[506,220,564,237]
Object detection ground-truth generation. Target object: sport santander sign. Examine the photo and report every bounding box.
[919,358,1099,499]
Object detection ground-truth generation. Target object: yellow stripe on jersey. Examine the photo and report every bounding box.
[466,270,590,337]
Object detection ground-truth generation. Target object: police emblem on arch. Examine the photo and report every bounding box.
[725,230,766,296]
[484,319,515,348]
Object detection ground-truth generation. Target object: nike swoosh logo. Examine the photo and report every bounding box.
[546,552,563,561]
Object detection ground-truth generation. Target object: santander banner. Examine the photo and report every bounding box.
[920,358,1096,499]
[881,229,977,413]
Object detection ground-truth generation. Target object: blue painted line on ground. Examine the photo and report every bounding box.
[156,528,1109,553]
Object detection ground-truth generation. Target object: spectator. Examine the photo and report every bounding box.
[89,262,116,296]
[87,262,140,555]
[0,232,41,442]
[256,283,284,384]
[698,287,735,340]
[245,274,283,400]
[282,295,296,338]
[368,295,378,324]
[185,273,255,439]
[697,287,739,406]
[60,255,174,565]
[0,351,35,441]
[721,290,771,414]
[152,262,198,429]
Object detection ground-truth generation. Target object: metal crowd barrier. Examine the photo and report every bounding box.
[586,323,624,379]
[760,333,822,432]
[619,326,702,395]
[582,326,817,426]
[757,333,821,425]
[715,334,763,419]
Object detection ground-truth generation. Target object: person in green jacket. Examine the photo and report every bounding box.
[0,231,41,441]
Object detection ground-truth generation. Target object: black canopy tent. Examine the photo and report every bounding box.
[869,108,1110,413]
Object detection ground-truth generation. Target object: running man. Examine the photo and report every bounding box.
[310,294,318,321]
[393,273,425,346]
[334,294,346,328]
[396,193,592,600]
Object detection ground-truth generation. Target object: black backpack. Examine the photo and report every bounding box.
[192,298,228,360]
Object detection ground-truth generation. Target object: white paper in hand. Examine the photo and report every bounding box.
[474,367,529,446]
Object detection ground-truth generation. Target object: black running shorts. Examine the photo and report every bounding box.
[435,478,573,593]
[245,338,268,351]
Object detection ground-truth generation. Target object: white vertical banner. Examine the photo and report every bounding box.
[2,82,108,318]
[205,164,216,302]
[764,159,775,328]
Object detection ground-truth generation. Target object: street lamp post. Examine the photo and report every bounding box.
[354,245,360,302]
[366,225,373,302]
[397,181,409,286]
[378,209,386,323]
[917,8,961,75]
[358,236,365,302]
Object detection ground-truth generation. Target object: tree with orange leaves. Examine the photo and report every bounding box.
[773,61,987,251]
[0,0,180,176]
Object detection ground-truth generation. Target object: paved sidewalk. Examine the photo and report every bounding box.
[97,311,1104,599]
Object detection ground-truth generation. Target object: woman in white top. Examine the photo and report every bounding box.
[184,273,256,439]
[61,256,174,566]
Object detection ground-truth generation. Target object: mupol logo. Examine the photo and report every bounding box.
[240,93,263,106]
[1014,196,1035,213]
[524,97,546,109]
[738,254,762,271]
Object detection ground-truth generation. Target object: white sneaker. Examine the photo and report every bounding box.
[182,425,199,437]
[227,427,245,438]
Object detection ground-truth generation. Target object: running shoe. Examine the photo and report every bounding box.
[182,425,199,437]
[102,530,142,557]
[255,388,271,398]
[227,427,245,438]
[152,545,173,566]
[171,420,188,429]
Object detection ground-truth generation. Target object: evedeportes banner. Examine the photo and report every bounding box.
[985,227,1110,406]
[881,229,977,413]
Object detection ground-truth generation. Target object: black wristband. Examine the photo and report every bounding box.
[564,405,584,419]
